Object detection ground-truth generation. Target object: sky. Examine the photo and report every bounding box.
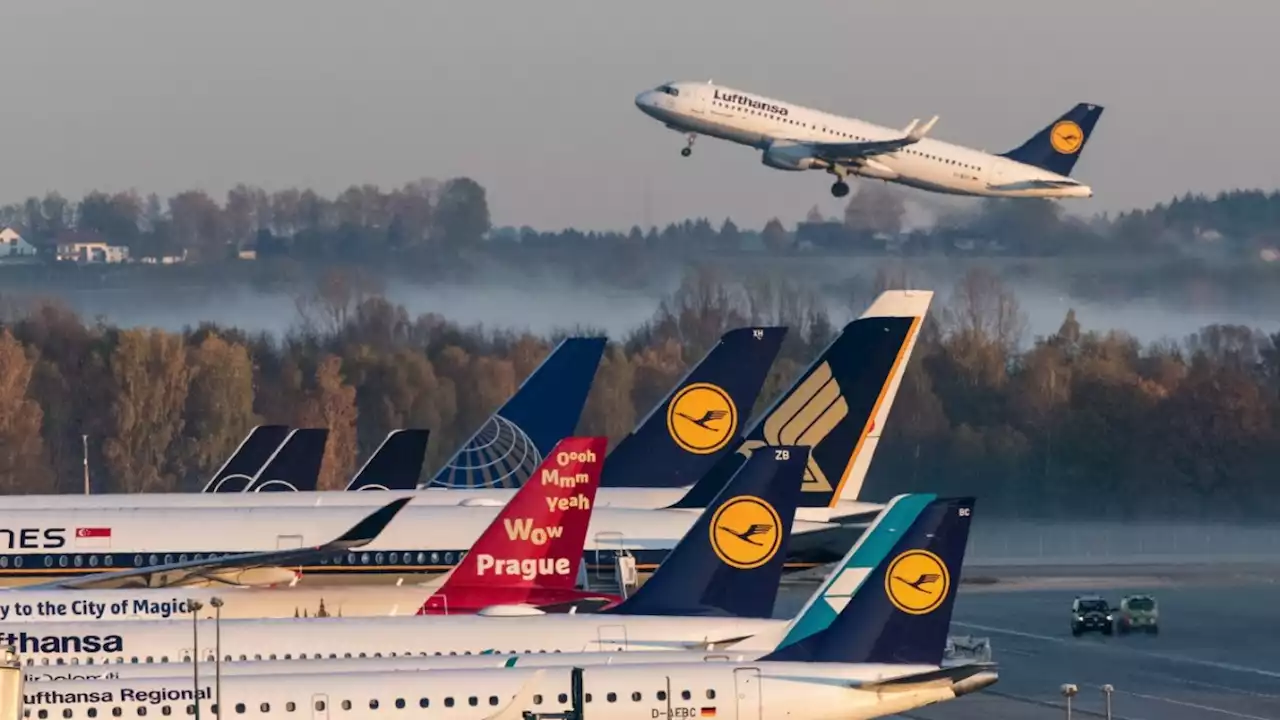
[3,1,1279,231]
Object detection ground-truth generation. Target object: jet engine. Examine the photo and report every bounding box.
[761,141,827,171]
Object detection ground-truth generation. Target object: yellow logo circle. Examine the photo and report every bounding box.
[709,495,782,570]
[666,383,738,455]
[885,549,951,615]
[1050,120,1084,154]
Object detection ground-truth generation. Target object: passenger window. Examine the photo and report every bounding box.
[63,711,73,719]
[468,698,478,707]
[112,710,122,718]
[260,705,270,713]
[340,702,351,711]
[235,704,245,715]
[557,695,567,704]
[657,692,667,701]
[444,699,454,708]
[418,699,428,709]
[632,693,641,702]
[706,690,716,699]
[532,696,542,706]
[682,691,691,701]
[313,702,325,712]
[137,708,146,716]
[285,704,296,713]
[488,697,499,707]
[369,700,379,710]
[394,699,405,710]
[606,693,617,703]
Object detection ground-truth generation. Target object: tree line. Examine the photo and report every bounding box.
[4,180,1280,265]
[1,267,1277,518]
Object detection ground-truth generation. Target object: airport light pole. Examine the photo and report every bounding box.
[211,597,224,720]
[1101,684,1114,720]
[1060,683,1078,720]
[81,434,89,495]
[190,600,204,720]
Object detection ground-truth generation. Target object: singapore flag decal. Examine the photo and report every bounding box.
[75,527,112,549]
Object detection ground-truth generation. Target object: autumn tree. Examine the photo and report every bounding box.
[0,330,53,493]
[178,334,259,488]
[294,355,359,491]
[101,329,191,493]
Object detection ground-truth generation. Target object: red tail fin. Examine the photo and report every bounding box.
[419,437,606,614]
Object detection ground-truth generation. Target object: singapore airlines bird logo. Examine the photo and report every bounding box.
[677,408,729,430]
[717,522,774,546]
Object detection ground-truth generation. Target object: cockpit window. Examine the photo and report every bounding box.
[657,85,679,97]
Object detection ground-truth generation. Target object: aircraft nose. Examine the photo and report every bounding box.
[634,91,653,109]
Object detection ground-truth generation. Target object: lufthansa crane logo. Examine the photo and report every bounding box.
[1050,120,1084,155]
[709,495,782,570]
[885,549,950,615]
[667,383,738,455]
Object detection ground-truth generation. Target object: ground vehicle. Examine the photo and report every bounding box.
[1115,594,1159,635]
[1070,595,1113,636]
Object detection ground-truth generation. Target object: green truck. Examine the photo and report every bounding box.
[1115,594,1159,635]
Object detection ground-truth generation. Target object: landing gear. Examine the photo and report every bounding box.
[827,164,851,198]
[681,134,695,157]
[681,147,692,157]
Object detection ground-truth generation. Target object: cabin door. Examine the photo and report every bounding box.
[597,624,627,651]
[311,694,330,720]
[733,668,761,720]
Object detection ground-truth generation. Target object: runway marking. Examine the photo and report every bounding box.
[953,621,1280,680]
[1120,688,1276,720]
[1135,671,1280,701]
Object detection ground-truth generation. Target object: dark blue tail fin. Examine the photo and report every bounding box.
[601,327,786,489]
[607,445,808,619]
[762,496,975,666]
[427,337,606,489]
[1000,103,1104,176]
[245,428,329,492]
[668,292,931,510]
[346,429,430,491]
[202,425,290,492]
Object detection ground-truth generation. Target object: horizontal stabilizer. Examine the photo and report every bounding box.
[904,115,938,141]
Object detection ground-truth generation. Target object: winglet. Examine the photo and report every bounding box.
[330,497,413,548]
[907,115,938,141]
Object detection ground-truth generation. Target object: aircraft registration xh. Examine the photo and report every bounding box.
[635,81,1103,199]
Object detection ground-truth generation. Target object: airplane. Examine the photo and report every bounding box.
[0,437,611,616]
[635,81,1103,199]
[20,496,992,720]
[0,490,948,666]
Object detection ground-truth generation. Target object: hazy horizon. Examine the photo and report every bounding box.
[3,2,1279,232]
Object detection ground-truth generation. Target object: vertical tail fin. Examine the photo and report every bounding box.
[601,327,787,489]
[608,446,809,618]
[668,291,932,510]
[202,425,290,492]
[345,429,430,491]
[244,428,329,492]
[418,437,606,614]
[428,337,606,489]
[1000,103,1104,176]
[761,496,975,666]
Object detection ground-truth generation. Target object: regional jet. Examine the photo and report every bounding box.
[635,81,1102,199]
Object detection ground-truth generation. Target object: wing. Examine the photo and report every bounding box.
[24,498,412,590]
[807,116,938,162]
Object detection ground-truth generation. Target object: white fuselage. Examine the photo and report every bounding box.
[0,505,842,585]
[22,661,989,720]
[635,82,1092,198]
[0,584,445,624]
[1,613,782,666]
[0,488,879,523]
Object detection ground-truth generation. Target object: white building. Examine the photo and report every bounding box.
[0,227,37,258]
[56,240,130,264]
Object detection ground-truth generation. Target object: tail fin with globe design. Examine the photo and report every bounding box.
[426,337,607,489]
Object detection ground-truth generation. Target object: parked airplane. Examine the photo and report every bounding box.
[0,437,612,614]
[0,490,947,666]
[22,496,990,720]
[636,81,1103,199]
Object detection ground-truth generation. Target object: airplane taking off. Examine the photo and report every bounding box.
[635,81,1103,199]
